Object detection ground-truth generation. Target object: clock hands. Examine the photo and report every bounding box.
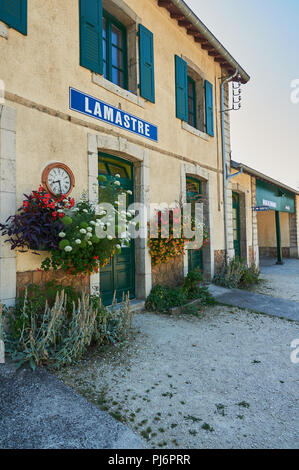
[53,180,62,194]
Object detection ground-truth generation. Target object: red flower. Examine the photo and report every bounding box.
[58,213,65,218]
[52,211,58,218]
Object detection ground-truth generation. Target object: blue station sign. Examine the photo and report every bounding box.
[69,87,158,142]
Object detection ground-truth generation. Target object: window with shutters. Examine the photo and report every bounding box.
[81,0,155,105]
[102,11,128,89]
[175,55,214,137]
[186,66,205,133]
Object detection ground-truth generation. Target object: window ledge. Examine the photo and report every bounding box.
[92,74,145,109]
[181,121,210,141]
[0,21,8,39]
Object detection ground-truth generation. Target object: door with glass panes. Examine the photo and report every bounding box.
[186,177,204,272]
[98,154,135,306]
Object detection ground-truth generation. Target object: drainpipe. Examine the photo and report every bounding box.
[220,69,239,263]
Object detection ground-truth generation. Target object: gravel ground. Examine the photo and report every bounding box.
[56,306,299,449]
[252,258,299,302]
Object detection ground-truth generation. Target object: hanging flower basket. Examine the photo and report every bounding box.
[0,176,134,276]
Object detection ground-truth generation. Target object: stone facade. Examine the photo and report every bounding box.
[214,250,226,274]
[152,256,184,288]
[259,247,291,259]
[16,270,90,296]
[289,199,299,258]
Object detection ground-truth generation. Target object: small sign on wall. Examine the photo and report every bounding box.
[69,87,158,142]
[252,206,271,212]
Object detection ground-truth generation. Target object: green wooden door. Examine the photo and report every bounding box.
[186,177,204,272]
[232,192,241,258]
[99,154,135,306]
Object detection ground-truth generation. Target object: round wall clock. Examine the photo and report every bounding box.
[42,163,75,197]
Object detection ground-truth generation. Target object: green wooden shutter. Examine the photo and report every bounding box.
[79,0,103,74]
[0,0,27,35]
[205,80,214,137]
[175,55,188,122]
[139,24,155,103]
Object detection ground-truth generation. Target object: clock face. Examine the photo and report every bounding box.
[47,167,71,195]
[42,163,75,197]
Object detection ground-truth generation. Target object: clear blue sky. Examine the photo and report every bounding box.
[186,0,299,189]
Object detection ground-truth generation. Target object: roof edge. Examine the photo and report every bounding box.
[231,161,299,196]
[167,0,250,83]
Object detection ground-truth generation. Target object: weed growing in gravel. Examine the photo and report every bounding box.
[201,422,214,432]
[238,401,250,408]
[189,430,198,436]
[215,403,227,416]
[184,415,202,423]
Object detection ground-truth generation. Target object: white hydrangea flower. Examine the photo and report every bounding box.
[127,190,133,195]
[83,209,88,213]
[65,246,72,252]
[87,227,93,232]
[90,221,96,226]
[116,244,121,250]
[88,241,92,246]
[114,181,121,186]
[80,229,87,234]
[75,239,81,245]
[59,232,66,238]
[107,235,113,240]
[115,174,121,178]
[86,232,93,238]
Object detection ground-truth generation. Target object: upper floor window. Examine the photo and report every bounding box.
[102,12,128,89]
[175,55,214,137]
[79,0,155,103]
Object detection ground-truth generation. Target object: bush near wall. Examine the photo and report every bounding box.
[213,258,260,289]
[146,268,214,314]
[1,283,133,370]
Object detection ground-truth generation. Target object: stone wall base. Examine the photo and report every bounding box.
[259,247,291,259]
[214,250,225,275]
[16,270,90,296]
[152,256,184,288]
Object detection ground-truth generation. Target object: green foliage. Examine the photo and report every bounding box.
[41,177,133,275]
[214,258,260,289]
[145,269,214,314]
[145,285,186,313]
[2,287,133,370]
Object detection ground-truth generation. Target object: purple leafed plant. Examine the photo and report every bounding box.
[0,190,64,253]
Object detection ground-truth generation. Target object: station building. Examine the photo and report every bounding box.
[231,162,299,267]
[0,0,272,307]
